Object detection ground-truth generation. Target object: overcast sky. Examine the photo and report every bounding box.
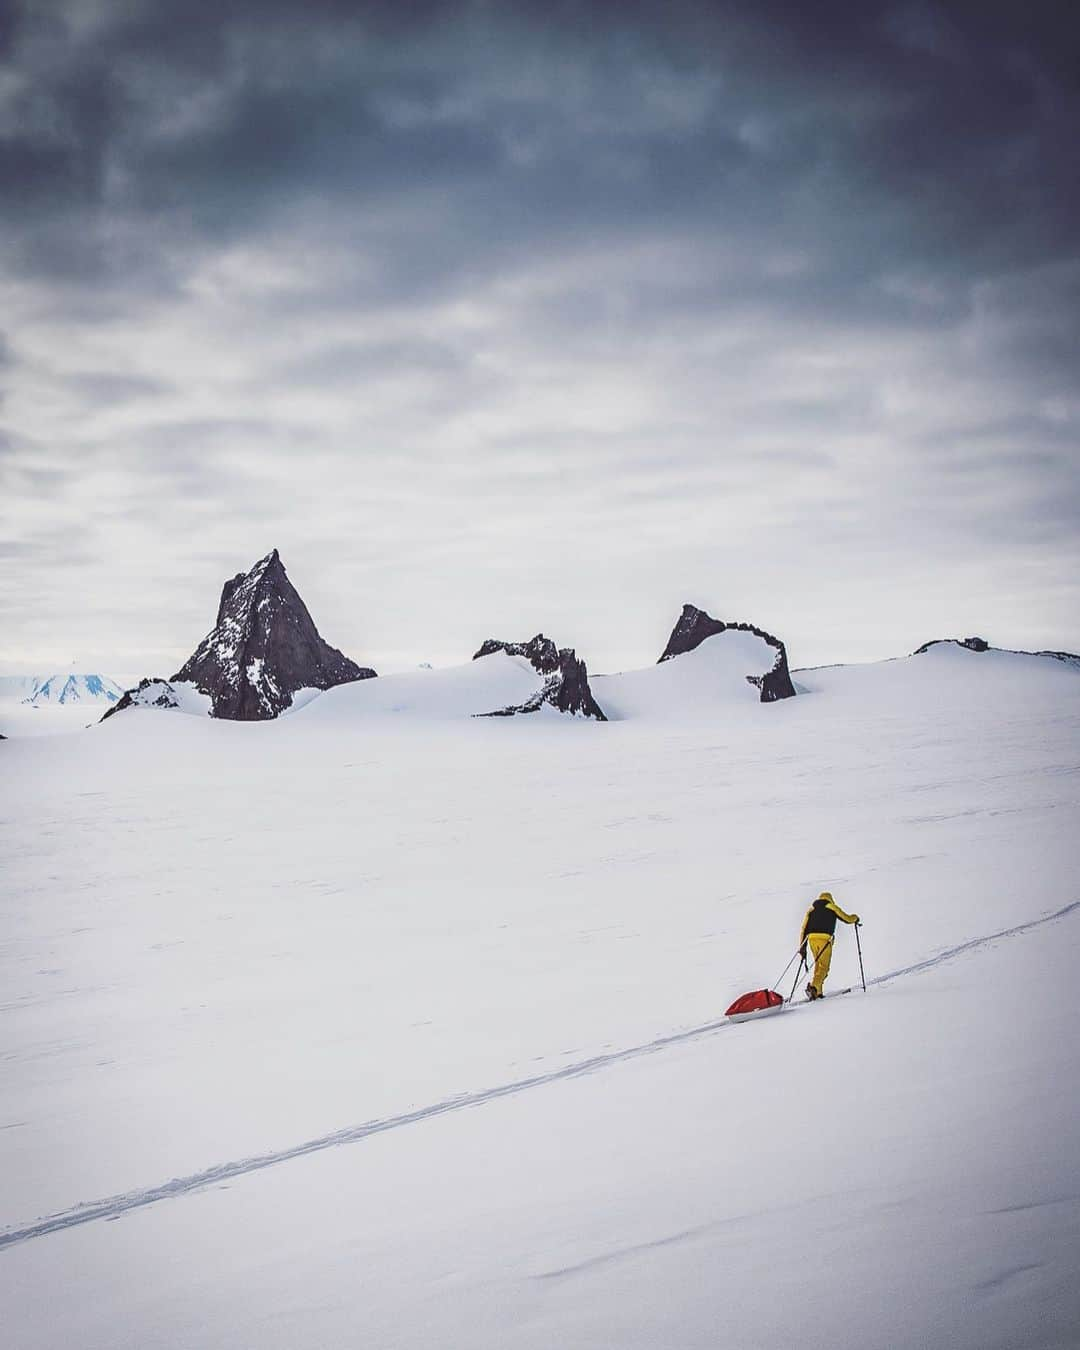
[2,0,1078,679]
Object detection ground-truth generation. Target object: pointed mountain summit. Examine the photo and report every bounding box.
[659,604,796,702]
[173,549,375,720]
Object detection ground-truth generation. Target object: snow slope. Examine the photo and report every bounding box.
[290,649,554,721]
[595,626,783,720]
[1,641,1078,1348]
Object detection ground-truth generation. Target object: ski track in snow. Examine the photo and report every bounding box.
[2,900,1077,1254]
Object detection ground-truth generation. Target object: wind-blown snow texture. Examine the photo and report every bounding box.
[172,549,375,719]
[1,641,1079,1349]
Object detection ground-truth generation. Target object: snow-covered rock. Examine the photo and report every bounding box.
[100,678,212,722]
[659,603,796,702]
[472,634,606,720]
[171,549,376,720]
[473,635,561,675]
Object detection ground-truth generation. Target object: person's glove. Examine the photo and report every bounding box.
[799,943,807,963]
[851,914,861,925]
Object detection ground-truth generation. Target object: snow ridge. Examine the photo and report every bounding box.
[915,636,1080,669]
[3,899,1075,1254]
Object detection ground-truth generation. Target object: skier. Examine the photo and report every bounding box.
[799,891,860,1000]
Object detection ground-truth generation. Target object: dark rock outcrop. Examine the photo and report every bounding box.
[551,650,607,719]
[172,549,376,720]
[659,603,796,702]
[472,633,606,720]
[473,634,560,674]
[101,678,183,722]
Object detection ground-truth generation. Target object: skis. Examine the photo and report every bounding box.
[793,985,856,1005]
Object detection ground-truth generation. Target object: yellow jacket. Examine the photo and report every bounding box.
[799,891,860,945]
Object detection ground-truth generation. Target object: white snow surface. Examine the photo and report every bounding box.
[292,649,556,721]
[165,680,214,716]
[1,640,1079,1348]
[0,703,101,738]
[596,627,784,719]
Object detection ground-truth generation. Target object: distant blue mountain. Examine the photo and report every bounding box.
[25,673,125,706]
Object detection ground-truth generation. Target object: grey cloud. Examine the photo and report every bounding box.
[126,417,290,455]
[272,337,481,387]
[3,463,70,493]
[59,371,173,405]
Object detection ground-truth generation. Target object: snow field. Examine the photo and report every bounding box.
[2,915,1077,1349]
[1,639,1078,1346]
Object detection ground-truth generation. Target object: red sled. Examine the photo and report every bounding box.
[725,989,785,1022]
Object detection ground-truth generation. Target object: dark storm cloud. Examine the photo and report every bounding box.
[6,1,1077,295]
[5,0,1075,431]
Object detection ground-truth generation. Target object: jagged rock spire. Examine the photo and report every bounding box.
[173,549,375,720]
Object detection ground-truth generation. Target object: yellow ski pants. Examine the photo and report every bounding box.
[808,934,834,993]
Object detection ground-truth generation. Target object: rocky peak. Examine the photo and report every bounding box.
[549,648,607,719]
[101,678,182,722]
[172,549,376,720]
[472,633,606,720]
[659,603,796,702]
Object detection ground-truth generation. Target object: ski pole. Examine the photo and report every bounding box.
[787,957,806,1003]
[771,948,803,994]
[855,922,867,993]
